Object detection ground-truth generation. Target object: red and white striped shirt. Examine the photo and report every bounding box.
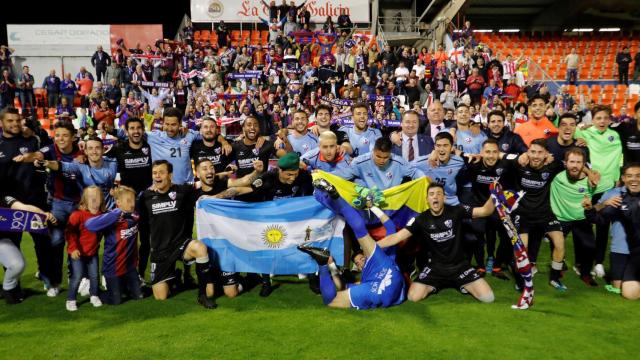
[503,60,516,79]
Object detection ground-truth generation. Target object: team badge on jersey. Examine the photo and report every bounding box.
[578,187,586,193]
[142,147,149,155]
[215,147,221,154]
[252,179,263,188]
[302,144,309,152]
[168,191,176,200]
[496,168,504,176]
[361,138,369,145]
[608,135,615,142]
[252,148,260,155]
[541,172,549,180]
[19,147,29,154]
[464,137,472,143]
[385,171,393,179]
[502,143,509,151]
[444,219,453,228]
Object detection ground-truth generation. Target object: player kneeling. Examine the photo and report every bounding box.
[378,183,496,303]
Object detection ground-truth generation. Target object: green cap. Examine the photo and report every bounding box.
[277,152,300,171]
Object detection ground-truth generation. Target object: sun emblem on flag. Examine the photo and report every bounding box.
[261,225,287,248]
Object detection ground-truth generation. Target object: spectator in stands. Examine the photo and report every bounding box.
[0,69,15,109]
[323,16,336,34]
[378,44,398,68]
[94,99,116,127]
[564,48,579,84]
[616,46,632,86]
[633,49,640,83]
[216,22,230,48]
[43,69,61,112]
[60,73,77,107]
[466,68,485,105]
[0,46,14,76]
[284,15,299,36]
[337,9,353,31]
[503,77,521,107]
[105,78,122,111]
[105,62,122,87]
[91,45,111,82]
[76,67,94,81]
[17,66,35,117]
[76,72,94,108]
[614,106,632,123]
[439,83,457,110]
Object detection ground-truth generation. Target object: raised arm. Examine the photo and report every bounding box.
[85,208,122,232]
[377,228,413,248]
[472,197,496,218]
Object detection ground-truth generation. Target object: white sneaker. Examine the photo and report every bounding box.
[593,264,606,278]
[101,275,107,290]
[46,287,60,297]
[78,278,90,297]
[90,296,102,307]
[66,300,78,311]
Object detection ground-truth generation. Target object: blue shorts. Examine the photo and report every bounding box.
[347,246,405,310]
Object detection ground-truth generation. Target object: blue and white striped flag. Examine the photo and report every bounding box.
[196,197,345,275]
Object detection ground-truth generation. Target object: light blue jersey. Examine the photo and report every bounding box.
[411,155,466,205]
[347,245,405,310]
[61,158,119,209]
[288,131,319,156]
[598,187,629,254]
[455,129,487,155]
[147,129,201,184]
[338,126,382,157]
[332,153,423,190]
[300,148,351,173]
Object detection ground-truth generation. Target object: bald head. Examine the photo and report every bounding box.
[427,101,445,125]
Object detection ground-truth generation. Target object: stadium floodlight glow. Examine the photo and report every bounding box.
[498,29,519,33]
[572,28,594,32]
[473,29,493,33]
[599,28,621,32]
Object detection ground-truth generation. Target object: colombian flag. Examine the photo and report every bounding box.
[312,171,430,229]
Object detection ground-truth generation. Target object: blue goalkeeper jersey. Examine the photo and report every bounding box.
[348,245,405,310]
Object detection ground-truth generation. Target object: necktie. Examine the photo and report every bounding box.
[408,137,415,161]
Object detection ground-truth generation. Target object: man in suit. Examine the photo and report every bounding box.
[423,101,455,142]
[390,110,434,161]
[91,45,112,82]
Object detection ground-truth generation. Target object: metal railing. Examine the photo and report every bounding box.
[378,16,422,34]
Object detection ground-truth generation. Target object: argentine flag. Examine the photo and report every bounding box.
[196,197,345,275]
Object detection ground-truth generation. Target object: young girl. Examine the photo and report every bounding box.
[65,186,105,311]
[85,186,142,305]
